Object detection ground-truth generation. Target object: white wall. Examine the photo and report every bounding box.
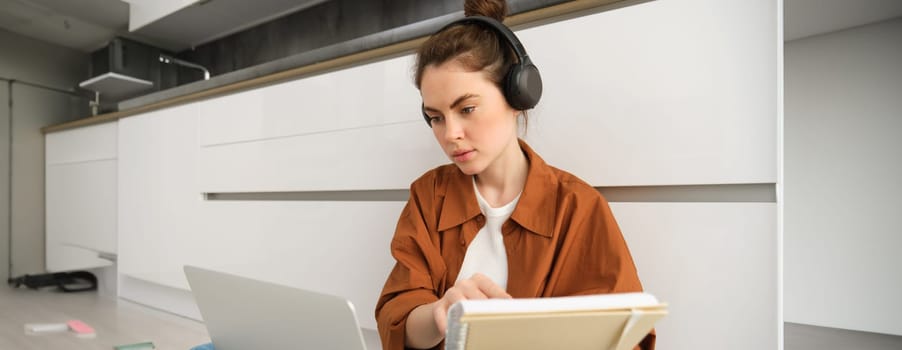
[0,28,88,279]
[0,28,88,89]
[784,18,902,336]
[10,85,85,276]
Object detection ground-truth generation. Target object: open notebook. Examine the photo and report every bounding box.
[445,292,666,350]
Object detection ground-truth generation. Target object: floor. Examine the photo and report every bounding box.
[0,286,209,350]
[785,322,902,350]
[4,284,902,350]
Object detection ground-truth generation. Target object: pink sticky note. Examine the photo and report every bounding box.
[67,320,96,338]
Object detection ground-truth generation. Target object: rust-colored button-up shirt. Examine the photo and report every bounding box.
[376,140,655,350]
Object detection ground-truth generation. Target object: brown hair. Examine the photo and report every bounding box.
[414,0,513,91]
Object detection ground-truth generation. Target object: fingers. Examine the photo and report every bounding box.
[470,273,512,299]
[434,274,512,335]
[450,278,487,300]
[460,284,489,300]
[434,288,470,335]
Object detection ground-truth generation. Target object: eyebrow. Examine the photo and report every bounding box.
[423,93,480,114]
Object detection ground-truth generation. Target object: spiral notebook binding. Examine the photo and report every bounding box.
[445,302,469,350]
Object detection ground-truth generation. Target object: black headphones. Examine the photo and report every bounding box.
[422,15,543,126]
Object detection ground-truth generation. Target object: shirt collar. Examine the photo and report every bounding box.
[437,139,557,237]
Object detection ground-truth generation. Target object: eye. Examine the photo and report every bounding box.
[461,106,476,114]
[429,115,444,125]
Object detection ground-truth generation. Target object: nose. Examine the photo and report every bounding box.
[443,115,464,141]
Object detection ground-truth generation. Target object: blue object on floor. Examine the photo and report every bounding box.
[190,343,215,350]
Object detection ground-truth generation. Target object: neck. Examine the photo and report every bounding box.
[475,139,529,207]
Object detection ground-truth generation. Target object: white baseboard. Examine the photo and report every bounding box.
[119,273,202,321]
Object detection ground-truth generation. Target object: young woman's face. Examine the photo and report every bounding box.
[420,59,519,175]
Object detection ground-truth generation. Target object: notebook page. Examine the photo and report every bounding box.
[454,292,659,315]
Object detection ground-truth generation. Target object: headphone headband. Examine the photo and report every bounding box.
[422,14,543,126]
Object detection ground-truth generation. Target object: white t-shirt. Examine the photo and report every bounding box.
[455,178,522,291]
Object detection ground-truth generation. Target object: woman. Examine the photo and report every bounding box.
[375,0,654,349]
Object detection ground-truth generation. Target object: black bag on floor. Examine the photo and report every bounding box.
[7,271,97,292]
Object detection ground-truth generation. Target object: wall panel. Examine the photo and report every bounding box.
[613,202,778,349]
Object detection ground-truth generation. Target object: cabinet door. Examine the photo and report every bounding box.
[45,121,117,272]
[117,104,201,286]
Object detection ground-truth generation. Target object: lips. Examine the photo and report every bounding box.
[451,149,475,162]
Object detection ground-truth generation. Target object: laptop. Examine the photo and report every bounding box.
[184,265,381,349]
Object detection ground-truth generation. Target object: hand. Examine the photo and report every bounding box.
[432,273,512,334]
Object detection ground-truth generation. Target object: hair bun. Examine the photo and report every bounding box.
[464,0,508,22]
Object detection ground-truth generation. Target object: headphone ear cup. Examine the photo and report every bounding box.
[504,63,543,110]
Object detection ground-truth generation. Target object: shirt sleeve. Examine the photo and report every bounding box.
[555,189,656,350]
[375,182,445,350]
